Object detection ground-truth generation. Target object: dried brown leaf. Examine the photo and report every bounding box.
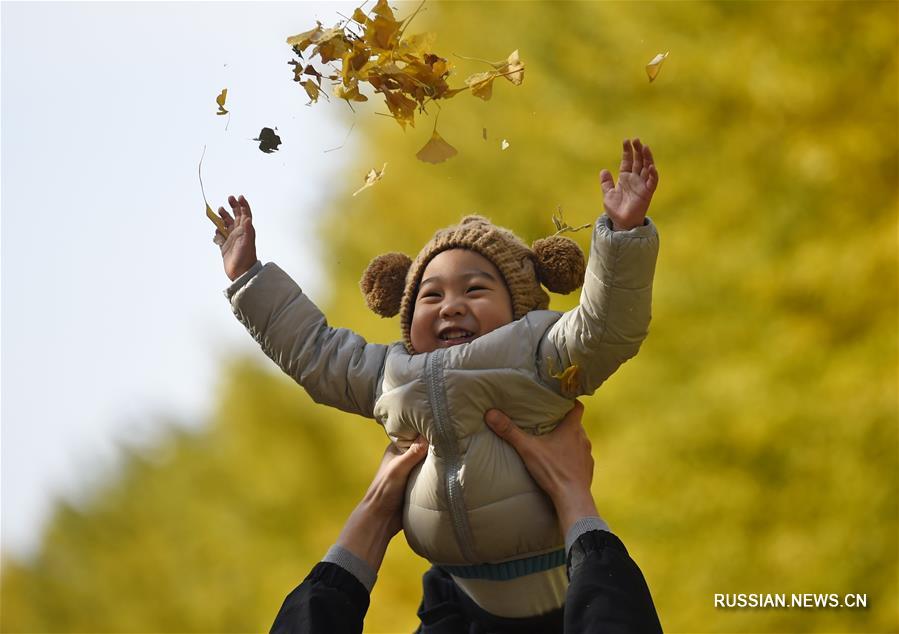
[416,130,458,164]
[254,127,282,153]
[384,90,417,129]
[302,80,321,103]
[215,88,228,115]
[313,26,351,63]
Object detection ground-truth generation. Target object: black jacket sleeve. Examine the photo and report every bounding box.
[564,530,663,633]
[270,562,370,634]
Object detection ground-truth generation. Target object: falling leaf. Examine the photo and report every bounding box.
[254,127,282,153]
[199,146,229,238]
[466,71,496,100]
[215,88,228,115]
[351,7,368,23]
[646,51,669,82]
[352,162,388,196]
[482,127,487,140]
[334,82,368,102]
[416,130,458,164]
[501,139,510,150]
[496,49,524,85]
[287,22,324,53]
[365,0,402,50]
[301,80,320,103]
[284,3,524,140]
[383,90,417,129]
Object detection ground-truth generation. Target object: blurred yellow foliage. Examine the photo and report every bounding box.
[2,2,896,633]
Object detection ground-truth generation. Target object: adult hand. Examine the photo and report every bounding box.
[214,194,257,281]
[484,401,598,535]
[336,437,428,572]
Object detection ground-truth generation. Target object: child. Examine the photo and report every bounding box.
[215,138,659,620]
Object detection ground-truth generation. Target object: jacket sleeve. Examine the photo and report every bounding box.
[540,215,659,396]
[226,262,389,418]
[270,562,369,634]
[564,530,663,634]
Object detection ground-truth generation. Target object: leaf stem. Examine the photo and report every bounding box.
[398,0,427,40]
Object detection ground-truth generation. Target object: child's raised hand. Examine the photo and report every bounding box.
[599,138,659,231]
[214,194,257,282]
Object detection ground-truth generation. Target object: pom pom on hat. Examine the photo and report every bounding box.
[360,252,412,317]
[532,235,586,294]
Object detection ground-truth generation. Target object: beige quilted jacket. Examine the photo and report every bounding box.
[226,214,659,615]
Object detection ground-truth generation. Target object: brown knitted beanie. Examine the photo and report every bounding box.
[360,215,587,353]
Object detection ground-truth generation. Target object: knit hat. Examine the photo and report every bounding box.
[360,215,587,353]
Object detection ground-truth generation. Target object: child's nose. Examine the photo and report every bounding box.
[439,296,468,318]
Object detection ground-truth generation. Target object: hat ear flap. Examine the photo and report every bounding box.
[532,236,586,295]
[360,252,412,317]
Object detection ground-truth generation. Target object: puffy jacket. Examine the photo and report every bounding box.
[226,215,659,617]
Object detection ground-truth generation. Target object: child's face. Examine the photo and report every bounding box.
[410,249,514,353]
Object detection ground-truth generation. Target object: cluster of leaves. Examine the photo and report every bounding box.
[286,0,524,162]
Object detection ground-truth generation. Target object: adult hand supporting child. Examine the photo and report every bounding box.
[270,437,428,634]
[335,436,429,573]
[213,194,257,281]
[600,138,659,231]
[483,401,599,538]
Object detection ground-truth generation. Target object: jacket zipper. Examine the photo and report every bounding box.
[425,349,478,562]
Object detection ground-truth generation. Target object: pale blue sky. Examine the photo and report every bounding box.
[1,1,364,557]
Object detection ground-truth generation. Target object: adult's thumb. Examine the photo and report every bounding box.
[398,436,428,469]
[484,409,526,449]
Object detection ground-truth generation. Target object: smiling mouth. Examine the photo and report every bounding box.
[438,329,476,346]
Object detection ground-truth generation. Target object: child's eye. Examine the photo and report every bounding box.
[419,291,441,300]
[467,286,487,293]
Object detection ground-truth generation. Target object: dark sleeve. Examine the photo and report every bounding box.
[564,530,663,634]
[270,562,370,634]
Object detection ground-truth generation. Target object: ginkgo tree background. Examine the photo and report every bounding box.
[2,2,896,633]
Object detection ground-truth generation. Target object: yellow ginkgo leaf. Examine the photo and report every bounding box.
[551,364,581,398]
[199,145,229,238]
[497,49,524,85]
[215,88,228,115]
[384,90,417,129]
[207,203,229,237]
[646,51,669,83]
[333,82,368,102]
[466,71,496,101]
[286,23,324,52]
[416,130,458,164]
[351,7,367,24]
[301,80,320,103]
[352,163,388,196]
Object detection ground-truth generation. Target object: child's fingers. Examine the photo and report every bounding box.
[639,146,654,181]
[213,230,226,246]
[632,138,644,175]
[238,195,253,220]
[599,169,615,194]
[646,164,659,193]
[619,139,633,174]
[228,195,242,223]
[643,144,655,169]
[218,207,235,229]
